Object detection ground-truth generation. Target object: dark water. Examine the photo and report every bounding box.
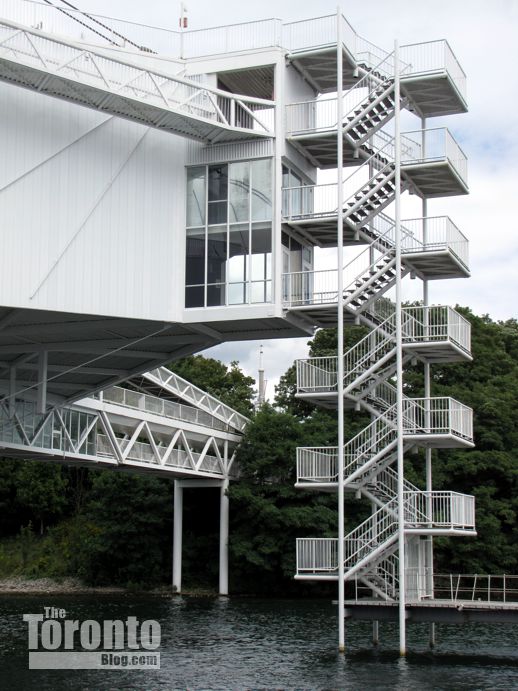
[1,595,518,690]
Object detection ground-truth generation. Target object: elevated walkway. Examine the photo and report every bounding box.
[0,367,247,480]
[0,18,274,143]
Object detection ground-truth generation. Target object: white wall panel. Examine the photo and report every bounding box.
[0,81,187,322]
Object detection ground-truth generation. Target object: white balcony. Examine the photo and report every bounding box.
[296,490,475,578]
[403,396,474,446]
[294,307,471,393]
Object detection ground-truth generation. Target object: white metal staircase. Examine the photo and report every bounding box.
[289,45,474,599]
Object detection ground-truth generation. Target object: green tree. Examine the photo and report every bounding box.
[168,355,255,416]
[16,462,68,535]
[76,470,172,587]
[228,404,338,593]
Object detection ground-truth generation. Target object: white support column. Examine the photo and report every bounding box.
[422,115,434,601]
[336,7,346,654]
[37,350,48,415]
[219,477,229,596]
[172,480,183,593]
[394,39,407,657]
[273,56,283,311]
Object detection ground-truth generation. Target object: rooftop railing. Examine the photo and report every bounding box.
[400,39,467,105]
[3,2,466,95]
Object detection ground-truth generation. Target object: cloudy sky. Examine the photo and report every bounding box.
[20,0,518,397]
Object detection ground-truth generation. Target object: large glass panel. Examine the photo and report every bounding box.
[291,171,303,216]
[251,159,272,221]
[186,167,206,227]
[185,228,205,286]
[207,284,225,307]
[229,162,250,223]
[251,222,272,281]
[208,164,228,201]
[207,227,226,285]
[208,164,228,225]
[185,285,204,308]
[228,223,249,304]
[208,201,227,225]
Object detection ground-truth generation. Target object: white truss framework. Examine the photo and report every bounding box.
[0,18,275,143]
[141,367,250,433]
[0,373,245,480]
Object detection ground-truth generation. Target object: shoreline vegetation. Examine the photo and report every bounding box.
[0,577,217,597]
[1,311,518,595]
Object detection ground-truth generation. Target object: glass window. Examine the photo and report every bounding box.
[229,162,250,223]
[207,227,227,285]
[185,228,205,286]
[228,223,249,284]
[208,164,228,225]
[208,164,228,202]
[251,223,272,281]
[186,167,205,227]
[185,285,204,308]
[185,160,273,308]
[207,283,225,307]
[251,159,272,221]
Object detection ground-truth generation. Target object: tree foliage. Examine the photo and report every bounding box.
[168,355,256,416]
[1,312,518,588]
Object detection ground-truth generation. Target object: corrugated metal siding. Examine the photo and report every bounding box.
[186,138,274,165]
[0,81,186,322]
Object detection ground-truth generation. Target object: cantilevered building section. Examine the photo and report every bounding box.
[0,1,484,648]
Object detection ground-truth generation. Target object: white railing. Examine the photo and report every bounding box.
[400,39,467,104]
[102,386,230,432]
[297,446,338,483]
[0,18,275,136]
[282,243,395,308]
[286,52,395,136]
[433,574,518,603]
[404,491,475,529]
[296,537,339,574]
[297,499,398,575]
[402,127,468,188]
[2,2,467,102]
[297,413,397,484]
[296,356,338,392]
[283,14,353,53]
[297,490,474,575]
[282,182,337,220]
[144,367,249,432]
[402,305,471,355]
[181,18,282,58]
[0,0,182,54]
[296,306,470,392]
[400,216,469,270]
[403,397,473,442]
